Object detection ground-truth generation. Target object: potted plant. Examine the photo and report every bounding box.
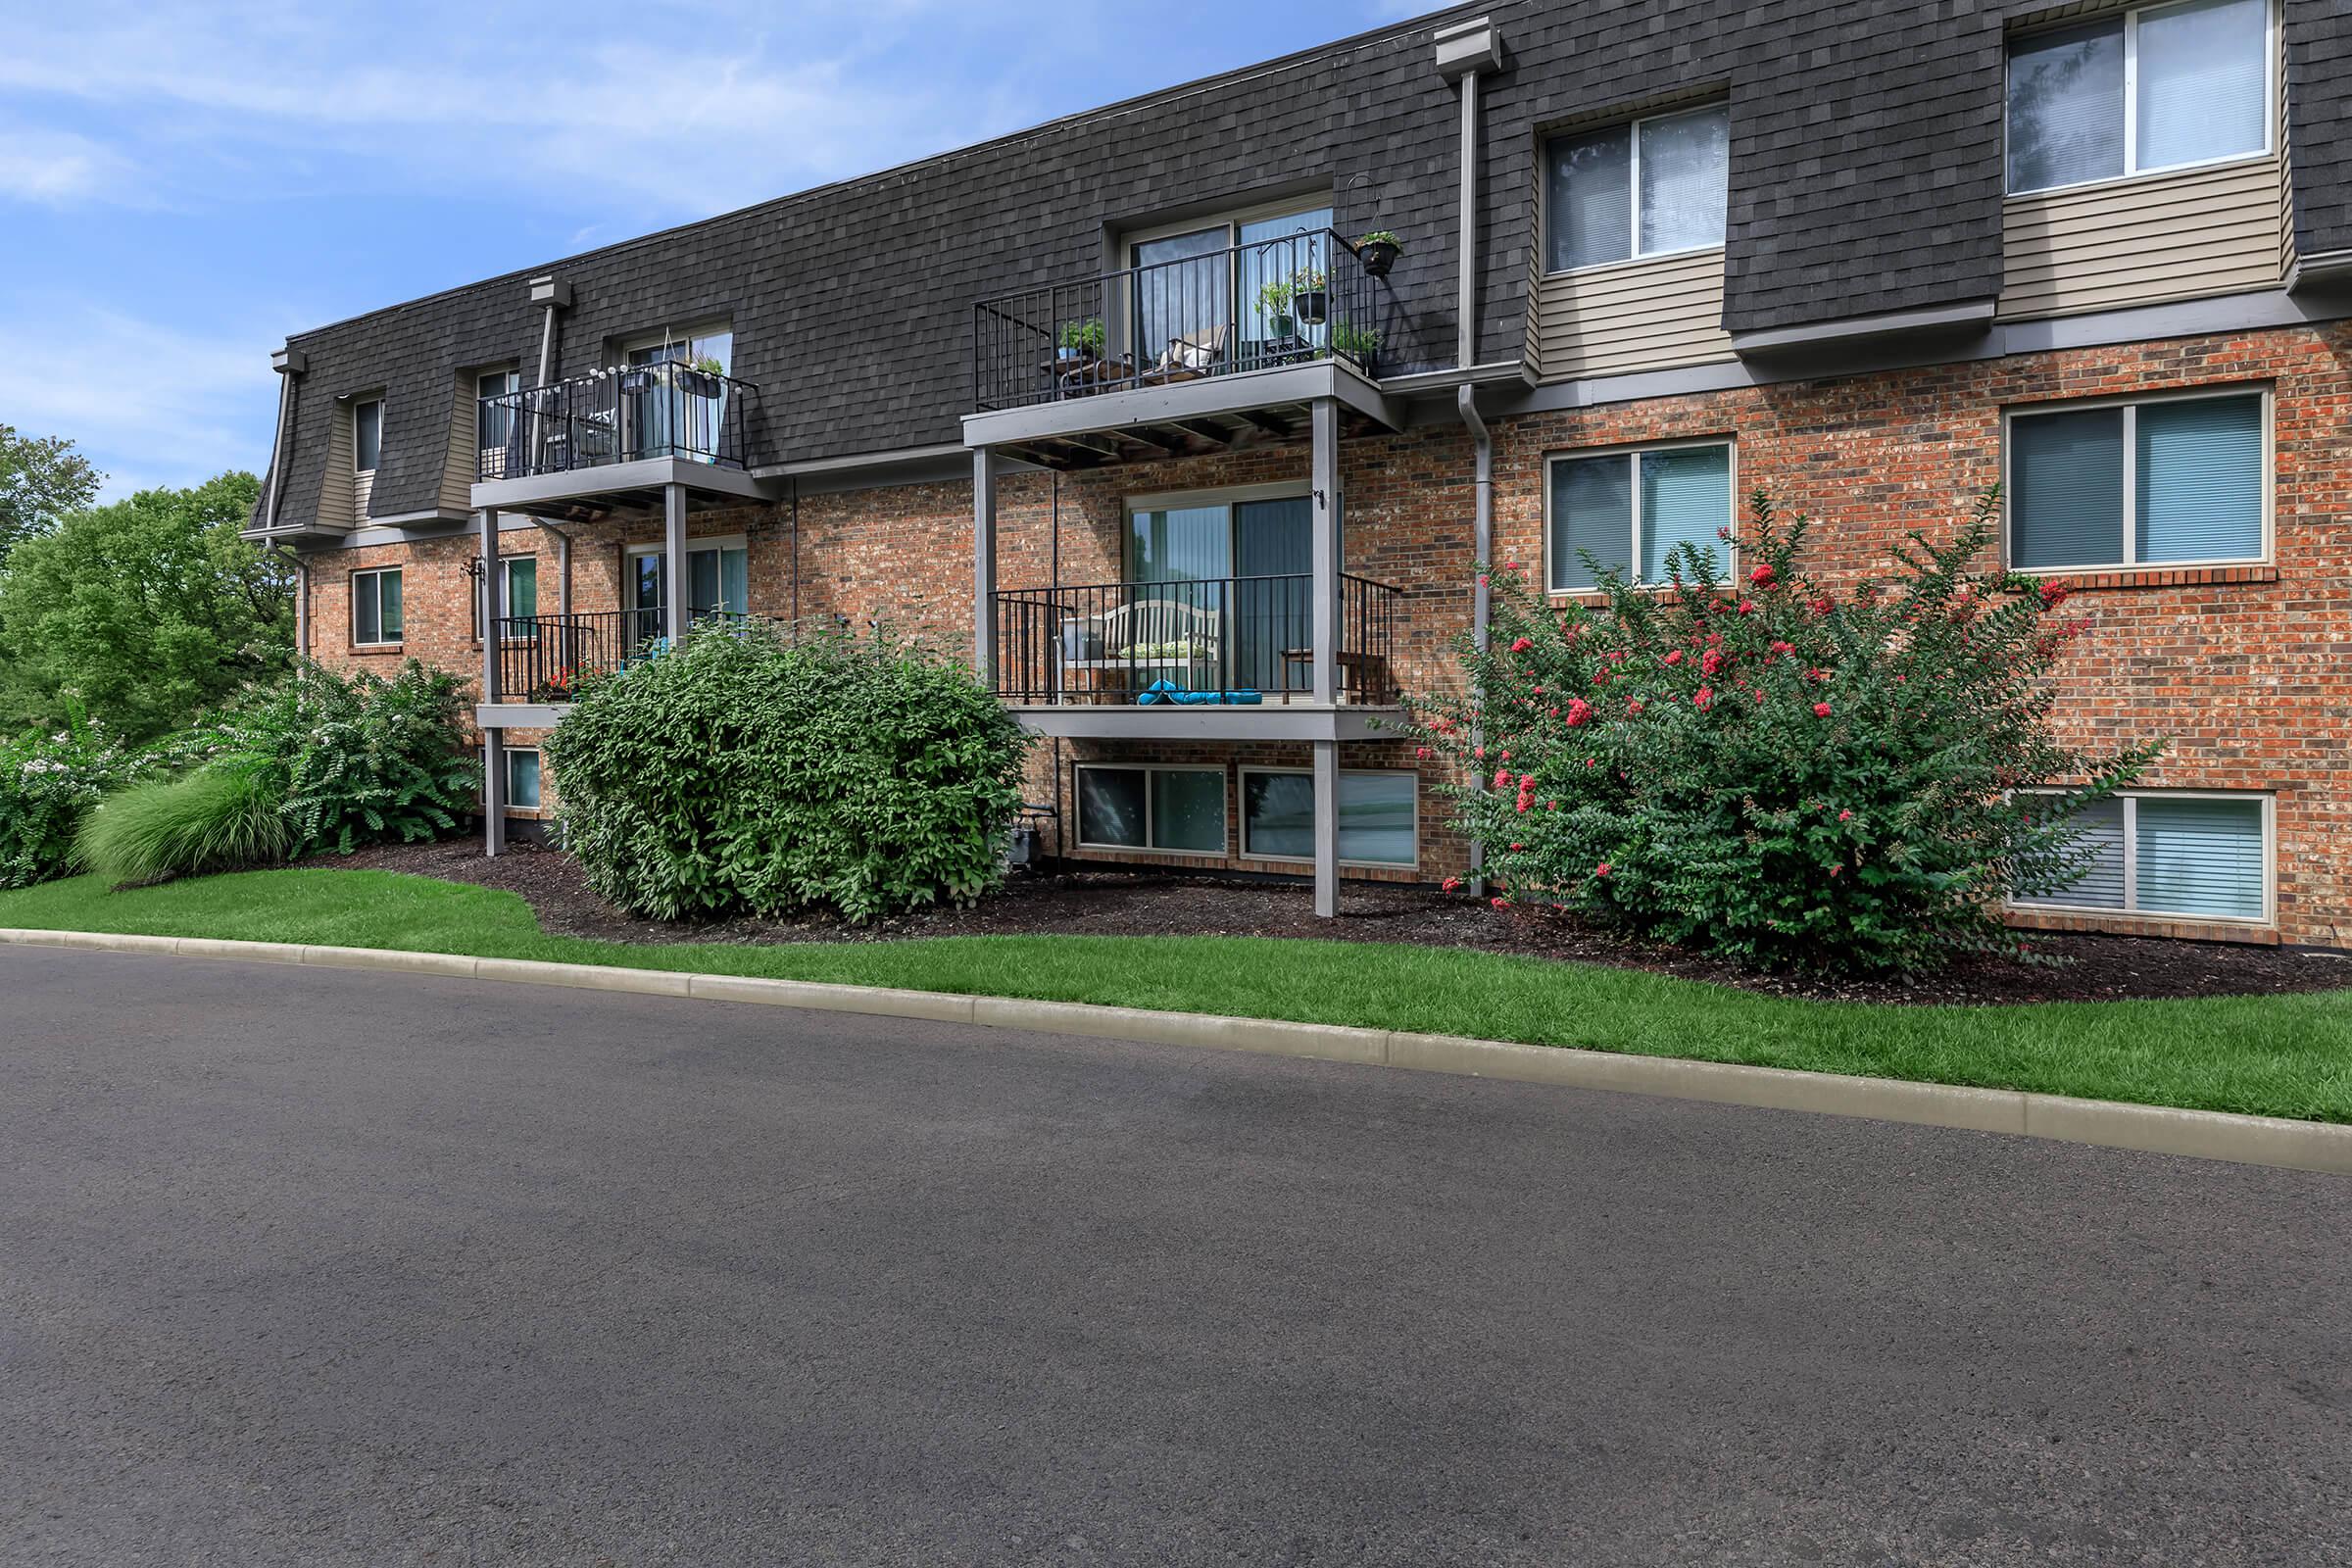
[1289,267,1330,325]
[1255,276,1297,337]
[1331,321,1380,366]
[1356,230,1402,278]
[1056,318,1105,363]
[675,354,725,398]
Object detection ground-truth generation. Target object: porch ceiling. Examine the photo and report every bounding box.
[960,361,1403,472]
[469,456,776,523]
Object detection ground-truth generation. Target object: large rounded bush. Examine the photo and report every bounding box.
[1402,490,2159,974]
[545,623,1031,922]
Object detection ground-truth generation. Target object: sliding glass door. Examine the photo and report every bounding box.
[1128,205,1331,377]
[1123,495,1313,693]
[629,542,749,644]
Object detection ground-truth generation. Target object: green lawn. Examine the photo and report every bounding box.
[4,868,2349,1123]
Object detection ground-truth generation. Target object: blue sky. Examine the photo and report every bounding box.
[1,0,1430,501]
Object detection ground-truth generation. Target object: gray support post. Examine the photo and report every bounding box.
[478,506,504,858]
[663,482,688,641]
[972,446,998,683]
[1309,397,1341,706]
[1312,738,1340,918]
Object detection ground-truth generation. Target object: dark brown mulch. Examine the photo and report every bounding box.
[294,846,2352,1005]
[296,839,2352,1007]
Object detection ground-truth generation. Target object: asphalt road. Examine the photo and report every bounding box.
[3,948,2348,1566]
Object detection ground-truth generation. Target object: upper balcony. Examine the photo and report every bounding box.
[964,226,1402,466]
[473,362,770,514]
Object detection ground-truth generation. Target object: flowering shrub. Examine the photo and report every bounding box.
[1400,490,2159,973]
[191,659,477,858]
[546,620,1030,923]
[0,708,153,888]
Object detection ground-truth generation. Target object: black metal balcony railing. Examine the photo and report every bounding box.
[477,363,755,483]
[973,228,1383,413]
[991,573,1401,706]
[492,609,788,703]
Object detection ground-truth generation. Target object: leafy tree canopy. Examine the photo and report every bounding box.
[0,471,292,743]
[0,424,103,568]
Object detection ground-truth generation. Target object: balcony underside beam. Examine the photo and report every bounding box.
[470,456,774,516]
[959,361,1400,472]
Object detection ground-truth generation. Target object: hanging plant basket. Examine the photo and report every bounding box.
[675,368,720,398]
[1294,289,1329,325]
[1359,238,1401,277]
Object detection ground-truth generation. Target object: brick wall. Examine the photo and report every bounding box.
[303,322,2352,945]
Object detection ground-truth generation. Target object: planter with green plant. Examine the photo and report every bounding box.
[676,355,726,398]
[1331,322,1381,366]
[1356,230,1402,277]
[1254,277,1297,338]
[1056,318,1106,363]
[1289,267,1330,324]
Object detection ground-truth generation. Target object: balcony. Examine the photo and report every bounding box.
[964,227,1400,467]
[472,364,769,514]
[990,573,1402,740]
[489,610,790,708]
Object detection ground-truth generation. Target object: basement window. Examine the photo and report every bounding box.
[1075,764,1225,855]
[2014,791,2271,922]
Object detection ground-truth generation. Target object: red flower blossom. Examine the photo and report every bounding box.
[1700,649,1725,676]
[1809,597,1833,615]
[1829,863,1844,877]
[1663,650,1686,666]
[1736,600,1756,616]
[1814,702,1833,717]
[1838,808,1852,821]
[1594,861,1612,877]
[1769,640,1795,656]
[1477,573,1490,588]
[1694,686,1715,710]
[1626,699,1645,715]
[1415,746,1431,760]
[1494,766,1512,789]
[1509,636,1533,654]
[1442,876,1461,892]
[1748,564,1777,587]
[1564,698,1592,726]
[1491,896,1511,909]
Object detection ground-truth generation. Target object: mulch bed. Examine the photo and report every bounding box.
[295,840,2352,1006]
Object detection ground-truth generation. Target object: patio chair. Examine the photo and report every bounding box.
[1140,324,1229,384]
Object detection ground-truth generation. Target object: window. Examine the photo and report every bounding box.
[1241,769,1418,867]
[1074,765,1225,854]
[477,369,520,452]
[1544,102,1730,272]
[505,749,543,811]
[351,567,402,646]
[473,556,538,637]
[353,399,382,473]
[2006,390,2266,570]
[625,540,748,636]
[2005,0,2271,194]
[2016,791,2270,922]
[1547,441,1734,593]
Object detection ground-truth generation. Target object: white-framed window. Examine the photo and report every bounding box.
[2004,387,2269,571]
[1123,198,1337,368]
[353,398,383,473]
[2005,0,2273,195]
[351,566,402,646]
[504,748,544,812]
[1546,439,1736,594]
[624,536,749,626]
[476,368,520,452]
[1239,768,1418,868]
[2016,790,2272,923]
[472,556,539,637]
[1074,764,1226,855]
[1544,101,1730,273]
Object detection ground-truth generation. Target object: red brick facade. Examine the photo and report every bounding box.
[304,323,2352,948]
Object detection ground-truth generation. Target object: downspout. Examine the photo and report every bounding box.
[1437,16,1502,894]
[263,353,295,532]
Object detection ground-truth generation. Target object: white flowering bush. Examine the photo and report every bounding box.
[0,710,155,888]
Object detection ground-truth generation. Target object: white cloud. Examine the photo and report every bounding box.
[0,303,284,500]
[0,128,143,207]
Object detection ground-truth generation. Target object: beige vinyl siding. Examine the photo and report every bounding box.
[1524,166,1546,372]
[318,402,360,531]
[1997,157,2285,320]
[439,374,477,513]
[1529,248,1734,383]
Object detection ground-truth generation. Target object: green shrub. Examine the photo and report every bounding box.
[546,621,1031,922]
[197,659,477,857]
[0,708,154,888]
[1399,489,2160,974]
[76,763,290,886]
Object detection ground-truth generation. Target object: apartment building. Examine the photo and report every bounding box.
[246,0,2352,946]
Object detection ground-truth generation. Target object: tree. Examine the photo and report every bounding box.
[0,425,102,569]
[0,471,293,743]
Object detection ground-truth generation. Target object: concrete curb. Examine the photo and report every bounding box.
[4,926,2346,1176]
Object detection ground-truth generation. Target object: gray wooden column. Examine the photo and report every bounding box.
[1309,396,1341,706]
[478,507,505,857]
[1312,738,1339,918]
[972,446,998,683]
[663,482,688,640]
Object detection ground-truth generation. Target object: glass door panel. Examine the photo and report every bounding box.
[1133,227,1231,375]
[1234,496,1312,692]
[1237,207,1332,368]
[629,554,664,647]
